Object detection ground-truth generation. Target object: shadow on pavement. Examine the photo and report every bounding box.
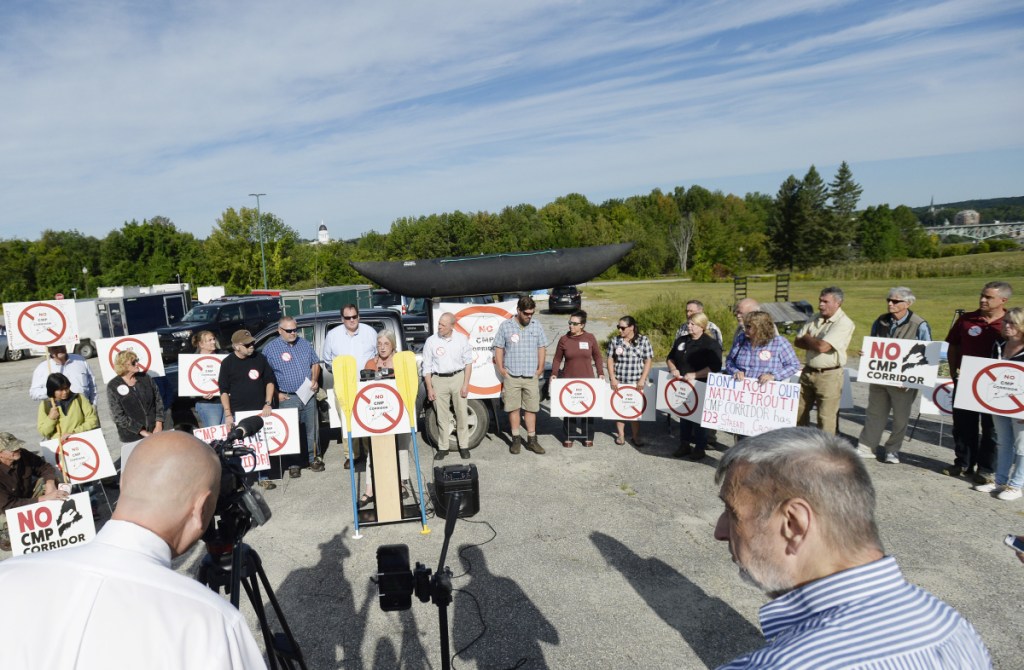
[591,531,762,669]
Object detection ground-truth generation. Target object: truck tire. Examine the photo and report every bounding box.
[5,348,25,361]
[77,340,96,359]
[423,398,489,450]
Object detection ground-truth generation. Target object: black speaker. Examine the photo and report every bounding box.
[433,464,480,519]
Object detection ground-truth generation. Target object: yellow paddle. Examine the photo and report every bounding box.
[394,350,430,534]
[332,355,363,539]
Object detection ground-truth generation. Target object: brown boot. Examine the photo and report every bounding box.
[510,436,522,455]
[526,435,545,455]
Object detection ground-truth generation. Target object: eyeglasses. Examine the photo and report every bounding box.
[521,311,535,317]
[617,325,630,330]
[280,328,298,334]
[242,342,255,349]
[343,315,359,321]
[129,360,140,366]
[886,299,906,304]
[568,321,583,326]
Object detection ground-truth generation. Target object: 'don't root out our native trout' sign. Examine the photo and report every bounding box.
[700,372,799,437]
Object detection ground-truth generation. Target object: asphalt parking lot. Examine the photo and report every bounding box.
[0,303,1020,669]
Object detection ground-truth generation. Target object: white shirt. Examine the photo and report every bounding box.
[322,322,378,369]
[29,354,98,405]
[0,520,266,670]
[422,331,473,375]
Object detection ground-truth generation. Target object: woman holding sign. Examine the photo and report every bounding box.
[666,313,722,461]
[37,373,99,440]
[977,307,1024,501]
[190,331,225,428]
[107,350,164,468]
[725,311,800,384]
[608,315,653,446]
[551,310,604,447]
[361,330,412,506]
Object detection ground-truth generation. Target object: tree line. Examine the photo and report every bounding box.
[0,163,997,301]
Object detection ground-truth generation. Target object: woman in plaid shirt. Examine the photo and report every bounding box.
[724,311,800,384]
[607,316,653,446]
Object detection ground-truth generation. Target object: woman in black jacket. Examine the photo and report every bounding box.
[666,312,722,461]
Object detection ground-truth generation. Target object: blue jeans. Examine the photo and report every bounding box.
[195,400,225,428]
[992,415,1024,490]
[279,394,319,464]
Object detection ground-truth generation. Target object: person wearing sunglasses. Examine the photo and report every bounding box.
[607,315,653,446]
[218,329,277,489]
[322,304,378,469]
[551,310,604,448]
[107,349,164,468]
[265,317,323,474]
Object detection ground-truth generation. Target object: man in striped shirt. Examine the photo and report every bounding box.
[714,427,992,669]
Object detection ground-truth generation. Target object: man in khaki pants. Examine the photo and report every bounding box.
[423,313,474,460]
[795,286,855,434]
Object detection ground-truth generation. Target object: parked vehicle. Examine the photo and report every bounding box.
[96,286,193,344]
[371,289,411,315]
[0,325,28,362]
[156,295,282,362]
[549,285,582,314]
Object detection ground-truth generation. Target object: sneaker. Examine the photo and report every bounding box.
[434,450,448,461]
[972,471,995,486]
[884,452,900,465]
[526,435,545,455]
[673,445,692,458]
[510,436,522,455]
[973,482,1000,493]
[309,457,325,472]
[997,487,1022,501]
[854,444,874,459]
[258,480,277,490]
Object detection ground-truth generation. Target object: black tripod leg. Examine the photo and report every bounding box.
[240,571,281,670]
[247,548,308,670]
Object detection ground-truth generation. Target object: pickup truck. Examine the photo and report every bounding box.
[158,308,490,450]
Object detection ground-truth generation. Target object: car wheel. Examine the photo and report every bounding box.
[6,348,25,362]
[77,340,96,359]
[423,398,489,450]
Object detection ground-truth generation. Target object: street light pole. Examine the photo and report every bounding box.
[249,193,268,290]
[82,267,88,298]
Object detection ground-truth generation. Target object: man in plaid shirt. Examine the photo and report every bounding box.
[493,296,548,455]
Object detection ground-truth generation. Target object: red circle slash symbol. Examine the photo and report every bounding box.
[17,302,68,346]
[353,383,405,433]
[611,387,647,420]
[59,436,102,482]
[109,337,153,373]
[972,362,1024,415]
[559,380,597,416]
[664,378,699,417]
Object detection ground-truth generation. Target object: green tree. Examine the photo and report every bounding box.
[827,161,863,259]
[893,205,937,258]
[100,217,201,290]
[857,205,904,261]
[0,239,37,301]
[204,208,301,292]
[31,230,102,299]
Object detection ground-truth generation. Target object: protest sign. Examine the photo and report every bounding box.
[700,372,799,437]
[178,353,227,397]
[192,424,270,472]
[40,429,117,484]
[236,407,300,456]
[550,378,606,418]
[438,300,517,399]
[603,382,657,422]
[5,493,96,556]
[655,371,705,425]
[920,378,955,416]
[349,380,413,438]
[97,333,165,383]
[2,299,80,349]
[953,355,1024,417]
[856,337,942,390]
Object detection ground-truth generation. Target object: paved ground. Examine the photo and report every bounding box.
[1,301,1020,669]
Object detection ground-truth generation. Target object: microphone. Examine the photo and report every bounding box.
[226,416,264,442]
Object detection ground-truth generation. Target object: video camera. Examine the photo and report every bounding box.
[202,416,273,551]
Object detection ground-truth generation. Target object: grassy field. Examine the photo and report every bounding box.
[586,273,1024,358]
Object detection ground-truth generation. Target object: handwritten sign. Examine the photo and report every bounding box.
[700,372,799,436]
[192,424,270,472]
[5,493,96,556]
[856,337,942,390]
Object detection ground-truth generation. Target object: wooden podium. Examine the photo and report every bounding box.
[359,434,422,526]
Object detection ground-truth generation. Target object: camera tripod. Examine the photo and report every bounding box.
[198,541,308,670]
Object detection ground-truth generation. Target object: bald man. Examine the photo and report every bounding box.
[0,432,266,669]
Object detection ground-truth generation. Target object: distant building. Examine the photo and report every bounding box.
[954,210,981,226]
[311,221,330,245]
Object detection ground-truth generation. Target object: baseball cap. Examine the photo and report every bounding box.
[0,432,27,452]
[231,330,255,345]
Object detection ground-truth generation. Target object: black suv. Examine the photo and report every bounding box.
[156,295,282,362]
[549,286,582,314]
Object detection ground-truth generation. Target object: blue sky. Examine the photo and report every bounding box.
[1,0,1022,242]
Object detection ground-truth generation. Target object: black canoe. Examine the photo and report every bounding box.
[350,242,634,298]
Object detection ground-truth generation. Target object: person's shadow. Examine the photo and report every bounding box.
[451,544,559,669]
[590,531,762,668]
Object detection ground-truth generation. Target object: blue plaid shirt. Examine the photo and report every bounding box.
[724,333,800,379]
[493,318,547,376]
[263,336,319,394]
